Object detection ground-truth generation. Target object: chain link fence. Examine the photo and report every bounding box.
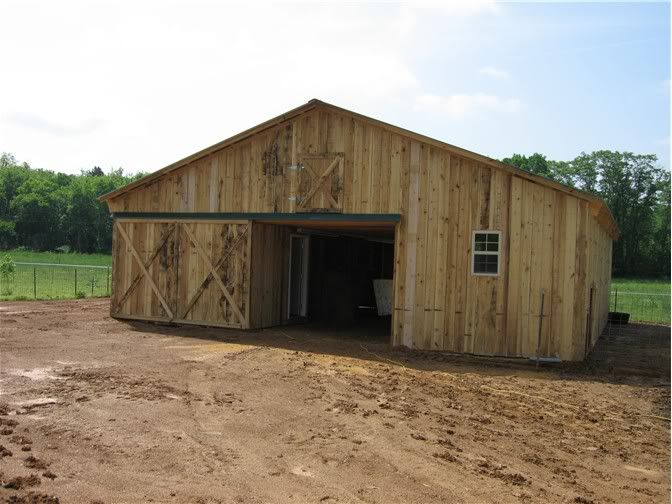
[0,262,111,300]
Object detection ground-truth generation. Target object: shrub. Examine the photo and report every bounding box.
[0,254,15,282]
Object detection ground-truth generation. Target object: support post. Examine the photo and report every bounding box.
[33,267,36,299]
[74,269,77,297]
[536,289,545,368]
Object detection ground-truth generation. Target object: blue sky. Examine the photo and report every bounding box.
[0,1,669,174]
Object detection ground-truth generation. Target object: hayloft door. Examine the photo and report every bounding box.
[294,153,344,212]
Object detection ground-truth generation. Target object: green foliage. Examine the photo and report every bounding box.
[501,153,553,178]
[0,220,16,248]
[503,151,670,277]
[0,254,16,295]
[0,152,137,254]
[0,254,15,280]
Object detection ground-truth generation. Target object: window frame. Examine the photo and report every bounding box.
[471,230,501,277]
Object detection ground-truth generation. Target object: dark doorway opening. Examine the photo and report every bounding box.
[287,226,395,343]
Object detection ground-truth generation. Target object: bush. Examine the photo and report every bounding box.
[76,291,87,299]
[0,254,15,282]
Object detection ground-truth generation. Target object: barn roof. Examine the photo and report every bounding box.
[99,99,619,239]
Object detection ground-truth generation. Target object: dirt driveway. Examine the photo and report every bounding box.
[0,299,669,503]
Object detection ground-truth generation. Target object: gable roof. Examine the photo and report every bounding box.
[99,98,619,239]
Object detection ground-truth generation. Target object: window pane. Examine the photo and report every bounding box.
[474,253,498,274]
[475,242,487,252]
[487,233,499,245]
[475,233,486,243]
[486,241,499,252]
[474,254,486,273]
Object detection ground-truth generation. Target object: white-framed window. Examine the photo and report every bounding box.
[472,231,500,276]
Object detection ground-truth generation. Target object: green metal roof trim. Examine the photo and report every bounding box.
[111,212,401,222]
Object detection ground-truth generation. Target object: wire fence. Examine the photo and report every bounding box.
[0,262,111,300]
[609,290,670,325]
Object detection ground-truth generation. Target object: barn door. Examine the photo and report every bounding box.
[176,222,251,328]
[111,221,178,321]
[111,220,251,329]
[296,153,344,212]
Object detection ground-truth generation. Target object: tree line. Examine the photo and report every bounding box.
[0,153,143,253]
[502,151,670,277]
[0,150,668,277]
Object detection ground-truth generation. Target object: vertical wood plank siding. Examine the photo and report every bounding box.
[107,107,613,361]
[249,223,291,328]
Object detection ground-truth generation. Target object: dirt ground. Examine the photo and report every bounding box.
[0,299,669,504]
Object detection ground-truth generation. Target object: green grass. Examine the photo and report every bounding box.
[0,250,112,301]
[3,249,111,266]
[610,277,670,325]
[611,277,670,294]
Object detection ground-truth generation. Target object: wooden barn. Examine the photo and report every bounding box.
[100,99,619,361]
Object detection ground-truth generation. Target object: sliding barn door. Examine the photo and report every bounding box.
[177,221,251,328]
[111,220,251,329]
[111,221,179,321]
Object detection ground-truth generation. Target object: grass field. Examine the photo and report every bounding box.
[4,249,112,266]
[610,277,670,324]
[0,250,112,301]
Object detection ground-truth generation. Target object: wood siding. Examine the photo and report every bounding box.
[107,106,613,361]
[249,223,291,328]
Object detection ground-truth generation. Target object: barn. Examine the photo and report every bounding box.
[99,99,619,361]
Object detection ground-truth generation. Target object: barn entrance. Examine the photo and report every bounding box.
[290,228,394,343]
[252,217,398,344]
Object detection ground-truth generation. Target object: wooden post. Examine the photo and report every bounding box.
[536,289,545,368]
[584,286,595,358]
[33,267,36,299]
[74,269,77,297]
[107,267,110,296]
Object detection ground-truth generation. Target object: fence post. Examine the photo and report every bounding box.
[91,274,94,297]
[33,267,36,299]
[614,288,618,312]
[107,267,110,296]
[74,269,77,297]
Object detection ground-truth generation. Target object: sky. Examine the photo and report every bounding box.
[0,0,669,175]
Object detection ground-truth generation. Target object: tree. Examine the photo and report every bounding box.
[502,153,553,178]
[0,220,16,249]
[11,175,68,250]
[86,166,105,177]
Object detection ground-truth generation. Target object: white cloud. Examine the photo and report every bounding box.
[414,93,523,119]
[479,66,510,80]
[7,113,103,137]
